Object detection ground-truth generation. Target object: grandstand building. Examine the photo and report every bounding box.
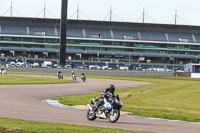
[0,16,200,66]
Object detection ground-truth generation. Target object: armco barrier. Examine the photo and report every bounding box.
[6,68,176,77]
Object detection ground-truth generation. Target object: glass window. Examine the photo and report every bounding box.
[45,38,57,43]
[34,38,44,43]
[2,37,12,41]
[23,37,33,42]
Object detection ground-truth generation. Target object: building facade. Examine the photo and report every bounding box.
[0,17,200,65]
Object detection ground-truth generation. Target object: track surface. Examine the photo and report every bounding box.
[0,74,200,133]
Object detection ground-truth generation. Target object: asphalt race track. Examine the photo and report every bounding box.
[0,74,199,133]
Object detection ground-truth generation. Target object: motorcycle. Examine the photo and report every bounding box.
[1,70,7,75]
[58,73,63,79]
[87,95,123,123]
[72,74,76,81]
[81,75,86,82]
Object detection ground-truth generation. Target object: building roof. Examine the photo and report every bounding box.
[0,16,200,33]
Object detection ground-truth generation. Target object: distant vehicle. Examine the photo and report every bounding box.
[41,61,52,68]
[16,62,25,67]
[89,65,98,69]
[119,66,129,71]
[53,64,59,68]
[33,62,39,68]
[108,67,113,70]
[166,69,173,72]
[5,64,10,68]
[103,66,113,70]
[102,66,109,70]
[136,66,143,71]
[97,66,103,70]
[26,63,33,68]
[176,70,184,72]
[10,62,15,67]
[65,64,72,69]
[79,65,88,69]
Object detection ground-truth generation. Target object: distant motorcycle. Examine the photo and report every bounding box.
[1,70,7,75]
[58,73,63,79]
[81,75,86,82]
[87,95,123,123]
[72,74,76,81]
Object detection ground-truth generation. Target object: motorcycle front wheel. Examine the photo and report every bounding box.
[109,109,120,123]
[87,109,97,121]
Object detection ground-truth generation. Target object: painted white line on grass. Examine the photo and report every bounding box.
[44,99,200,125]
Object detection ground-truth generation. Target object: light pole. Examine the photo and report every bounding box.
[59,0,68,68]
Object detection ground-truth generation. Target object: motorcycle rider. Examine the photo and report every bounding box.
[57,70,62,78]
[81,72,86,81]
[81,72,85,77]
[1,67,4,75]
[71,70,75,75]
[71,70,76,80]
[102,84,115,98]
[93,84,115,111]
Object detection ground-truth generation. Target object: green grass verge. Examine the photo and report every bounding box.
[9,72,72,77]
[0,75,77,85]
[0,117,152,133]
[9,71,200,80]
[54,75,200,122]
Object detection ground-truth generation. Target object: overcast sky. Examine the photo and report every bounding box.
[1,0,200,26]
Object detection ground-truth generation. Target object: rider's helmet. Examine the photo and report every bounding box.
[108,84,115,93]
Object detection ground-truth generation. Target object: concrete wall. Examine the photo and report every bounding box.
[6,68,175,77]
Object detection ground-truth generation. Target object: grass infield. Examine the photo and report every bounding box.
[54,74,200,122]
[0,75,76,85]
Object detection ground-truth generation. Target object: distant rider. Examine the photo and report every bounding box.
[57,70,62,77]
[71,71,75,75]
[71,71,76,80]
[1,67,5,75]
[81,72,85,77]
[81,72,86,82]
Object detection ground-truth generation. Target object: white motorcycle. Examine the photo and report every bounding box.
[57,73,63,79]
[87,95,123,123]
[72,74,76,81]
[1,70,7,75]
